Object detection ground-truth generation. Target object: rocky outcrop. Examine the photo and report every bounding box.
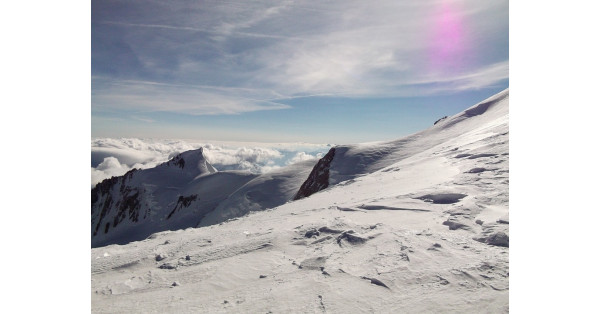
[293,148,335,200]
[167,194,198,219]
[434,116,448,125]
[91,148,222,247]
[92,169,139,236]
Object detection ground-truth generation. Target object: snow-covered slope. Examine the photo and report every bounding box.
[92,148,318,247]
[92,89,509,312]
[297,88,509,198]
[91,148,252,247]
[199,159,318,227]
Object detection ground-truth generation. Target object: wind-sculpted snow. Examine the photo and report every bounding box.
[92,89,509,312]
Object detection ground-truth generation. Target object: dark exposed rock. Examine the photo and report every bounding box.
[434,116,448,125]
[120,169,138,193]
[167,154,186,169]
[92,178,117,236]
[167,194,198,219]
[112,188,141,227]
[92,173,144,237]
[294,148,336,200]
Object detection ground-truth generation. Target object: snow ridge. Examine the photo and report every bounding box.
[295,88,509,199]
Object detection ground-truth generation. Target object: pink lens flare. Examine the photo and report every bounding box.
[428,1,471,75]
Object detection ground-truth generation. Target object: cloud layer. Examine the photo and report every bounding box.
[91,138,327,187]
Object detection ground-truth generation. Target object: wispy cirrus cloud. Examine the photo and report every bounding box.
[97,21,296,40]
[92,77,291,115]
[131,116,155,123]
[92,0,508,117]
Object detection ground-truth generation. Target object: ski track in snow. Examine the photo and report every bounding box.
[92,89,509,313]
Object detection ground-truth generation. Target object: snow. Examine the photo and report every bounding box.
[91,149,321,247]
[92,89,509,312]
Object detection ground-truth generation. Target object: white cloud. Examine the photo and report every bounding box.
[202,146,284,173]
[91,138,329,187]
[286,152,320,165]
[91,157,131,187]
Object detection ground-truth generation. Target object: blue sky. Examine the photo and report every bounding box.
[92,0,508,144]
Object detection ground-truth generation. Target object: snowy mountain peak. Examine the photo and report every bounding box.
[163,147,217,178]
[91,146,314,247]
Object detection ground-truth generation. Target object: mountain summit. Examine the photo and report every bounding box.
[91,148,246,247]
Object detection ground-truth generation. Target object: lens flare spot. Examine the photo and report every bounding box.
[429,2,471,74]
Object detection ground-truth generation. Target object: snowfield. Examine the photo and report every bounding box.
[92,89,509,313]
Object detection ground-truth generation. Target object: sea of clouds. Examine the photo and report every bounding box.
[91,138,329,187]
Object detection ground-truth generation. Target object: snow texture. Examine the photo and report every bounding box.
[92,89,509,313]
